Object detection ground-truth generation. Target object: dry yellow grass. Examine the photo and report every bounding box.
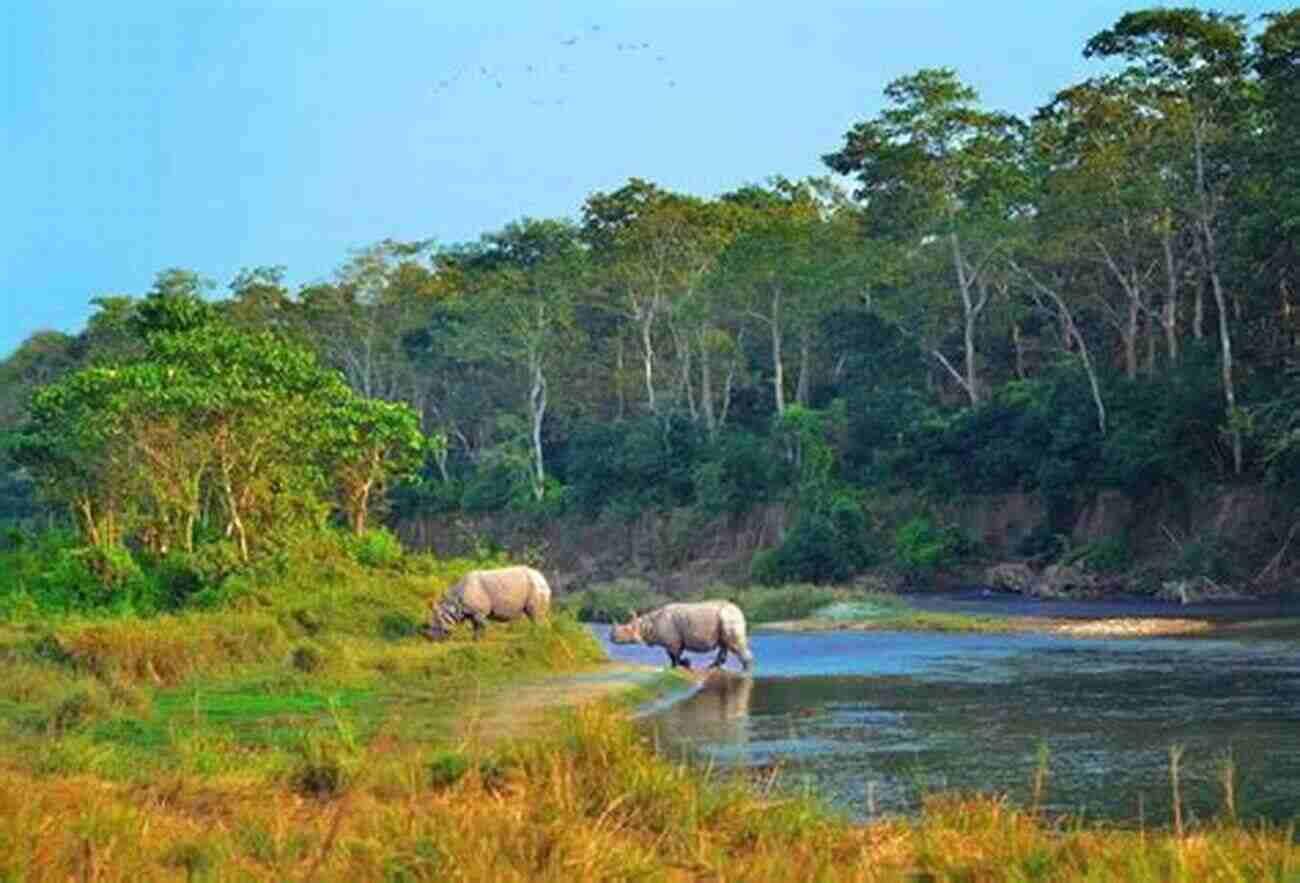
[0,704,1296,882]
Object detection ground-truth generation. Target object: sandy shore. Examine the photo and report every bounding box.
[761,615,1218,637]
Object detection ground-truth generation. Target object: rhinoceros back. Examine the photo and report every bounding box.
[455,566,551,621]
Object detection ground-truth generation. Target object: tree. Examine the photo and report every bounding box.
[1246,11,1300,359]
[582,180,730,417]
[11,368,136,547]
[454,221,587,502]
[1034,77,1185,377]
[325,395,427,535]
[713,182,861,416]
[300,240,438,404]
[825,68,1030,405]
[1085,8,1251,473]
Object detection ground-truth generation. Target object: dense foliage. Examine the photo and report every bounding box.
[4,8,1300,587]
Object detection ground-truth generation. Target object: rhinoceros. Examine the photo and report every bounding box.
[422,566,552,641]
[610,600,754,672]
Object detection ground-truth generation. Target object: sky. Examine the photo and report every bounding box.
[0,0,1280,358]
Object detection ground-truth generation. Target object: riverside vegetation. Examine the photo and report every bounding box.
[0,535,1297,882]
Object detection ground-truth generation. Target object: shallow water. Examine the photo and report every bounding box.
[596,626,1300,824]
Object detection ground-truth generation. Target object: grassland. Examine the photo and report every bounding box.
[0,548,1297,880]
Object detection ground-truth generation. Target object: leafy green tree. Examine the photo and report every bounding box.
[825,68,1030,405]
[714,184,862,416]
[11,368,136,547]
[582,180,733,417]
[1034,77,1183,378]
[455,222,587,502]
[1085,8,1252,473]
[324,395,427,535]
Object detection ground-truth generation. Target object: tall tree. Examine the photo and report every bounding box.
[453,220,587,502]
[825,68,1030,405]
[1085,8,1251,473]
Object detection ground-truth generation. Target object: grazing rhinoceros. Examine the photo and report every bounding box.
[422,566,552,641]
[610,600,754,672]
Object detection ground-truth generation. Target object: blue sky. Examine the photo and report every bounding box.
[0,0,1278,357]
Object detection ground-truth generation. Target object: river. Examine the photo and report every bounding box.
[595,624,1300,825]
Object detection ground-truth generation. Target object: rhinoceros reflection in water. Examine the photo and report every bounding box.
[655,671,753,749]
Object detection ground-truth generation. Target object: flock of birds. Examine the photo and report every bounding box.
[431,23,678,107]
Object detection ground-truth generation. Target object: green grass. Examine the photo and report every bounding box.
[0,536,1296,880]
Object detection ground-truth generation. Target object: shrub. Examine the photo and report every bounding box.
[753,491,872,585]
[348,527,405,569]
[38,544,153,615]
[379,611,420,641]
[427,750,472,788]
[145,552,211,611]
[726,583,840,623]
[290,641,325,673]
[893,516,957,578]
[561,578,665,623]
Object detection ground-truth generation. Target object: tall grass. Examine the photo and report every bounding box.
[0,705,1294,881]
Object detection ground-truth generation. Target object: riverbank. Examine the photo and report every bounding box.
[756,587,1300,638]
[1,560,1297,880]
[1,636,1296,880]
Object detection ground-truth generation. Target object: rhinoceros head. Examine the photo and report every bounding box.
[422,600,457,641]
[609,611,644,645]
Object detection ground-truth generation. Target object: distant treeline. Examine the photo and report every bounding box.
[4,8,1300,586]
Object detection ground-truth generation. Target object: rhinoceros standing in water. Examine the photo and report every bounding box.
[610,600,754,672]
[422,566,552,641]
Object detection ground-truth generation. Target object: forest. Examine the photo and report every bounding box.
[4,8,1300,605]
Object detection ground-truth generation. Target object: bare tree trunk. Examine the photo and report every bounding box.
[1125,295,1139,380]
[720,331,742,429]
[795,327,812,406]
[639,313,656,415]
[1162,233,1181,362]
[1012,322,1027,380]
[529,358,548,502]
[1193,259,1206,342]
[1146,308,1158,376]
[1194,119,1241,475]
[1207,258,1241,474]
[698,331,715,435]
[1013,261,1107,436]
[614,336,626,420]
[769,287,785,416]
[77,498,100,547]
[951,233,991,405]
[953,234,980,405]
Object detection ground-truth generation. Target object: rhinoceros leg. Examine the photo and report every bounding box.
[736,643,754,672]
[665,646,691,669]
[467,609,489,640]
[710,645,728,669]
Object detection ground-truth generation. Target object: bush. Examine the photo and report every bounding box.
[561,578,666,623]
[427,750,472,788]
[37,544,154,615]
[348,527,405,569]
[893,516,960,579]
[145,552,211,611]
[726,584,840,623]
[753,490,872,585]
[290,641,326,673]
[378,611,420,640]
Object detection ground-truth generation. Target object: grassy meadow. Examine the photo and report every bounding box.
[0,537,1296,880]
